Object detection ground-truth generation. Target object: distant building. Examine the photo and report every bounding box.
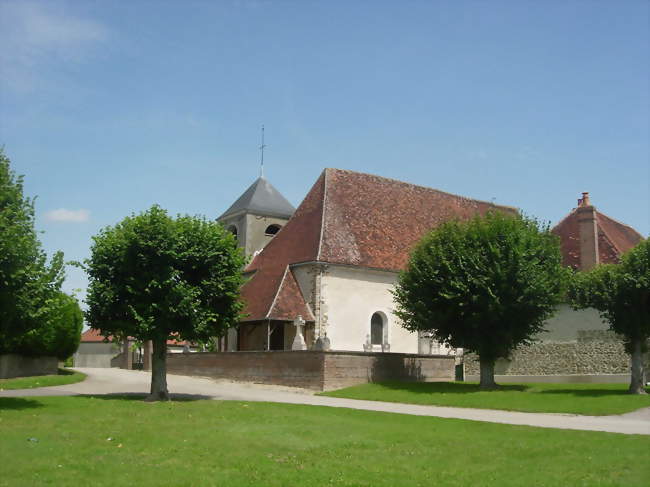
[74,329,198,368]
[465,192,645,381]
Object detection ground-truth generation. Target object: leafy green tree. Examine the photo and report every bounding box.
[84,205,246,401]
[394,212,568,389]
[570,240,649,394]
[18,292,83,360]
[0,149,65,353]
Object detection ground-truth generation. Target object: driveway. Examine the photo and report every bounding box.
[2,367,649,436]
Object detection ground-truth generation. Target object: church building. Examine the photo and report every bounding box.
[218,168,515,355]
[217,168,645,382]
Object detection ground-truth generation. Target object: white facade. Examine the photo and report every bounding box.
[291,263,452,355]
[321,265,415,353]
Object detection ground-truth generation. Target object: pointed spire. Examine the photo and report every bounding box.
[218,177,295,221]
[259,125,266,178]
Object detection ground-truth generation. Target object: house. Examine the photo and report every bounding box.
[73,328,198,368]
[73,328,121,368]
[218,168,515,354]
[464,192,645,382]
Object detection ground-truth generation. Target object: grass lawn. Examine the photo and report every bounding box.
[319,381,650,416]
[0,396,648,486]
[0,369,86,391]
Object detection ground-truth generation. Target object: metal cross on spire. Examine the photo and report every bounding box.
[259,125,266,178]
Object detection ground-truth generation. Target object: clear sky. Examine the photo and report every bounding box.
[1,0,648,302]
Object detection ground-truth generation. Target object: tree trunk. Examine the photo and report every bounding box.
[479,357,497,390]
[146,337,170,401]
[628,338,647,395]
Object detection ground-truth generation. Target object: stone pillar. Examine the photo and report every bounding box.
[143,340,153,371]
[121,340,133,370]
[576,192,599,271]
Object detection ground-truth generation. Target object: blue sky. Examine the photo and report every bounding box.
[1,0,648,302]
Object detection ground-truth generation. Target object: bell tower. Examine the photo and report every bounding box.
[218,176,294,257]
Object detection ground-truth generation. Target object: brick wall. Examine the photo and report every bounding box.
[167,351,455,391]
[322,352,454,390]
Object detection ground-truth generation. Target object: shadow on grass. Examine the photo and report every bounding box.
[370,381,529,394]
[79,392,213,402]
[57,368,77,376]
[539,387,650,398]
[0,397,44,410]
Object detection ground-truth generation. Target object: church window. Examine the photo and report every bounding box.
[227,225,238,238]
[265,224,282,236]
[371,313,384,345]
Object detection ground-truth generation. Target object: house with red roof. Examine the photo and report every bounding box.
[464,192,645,381]
[73,328,198,368]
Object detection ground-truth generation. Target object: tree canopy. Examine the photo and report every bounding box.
[0,149,67,354]
[570,239,649,394]
[393,211,568,388]
[17,292,83,360]
[85,205,246,400]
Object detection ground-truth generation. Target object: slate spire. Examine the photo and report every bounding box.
[218,176,295,220]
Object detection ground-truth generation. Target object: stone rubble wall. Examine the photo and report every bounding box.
[463,330,650,377]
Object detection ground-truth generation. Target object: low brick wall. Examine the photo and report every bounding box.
[0,354,58,379]
[322,352,454,390]
[167,351,455,391]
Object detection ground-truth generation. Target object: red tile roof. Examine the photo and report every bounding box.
[80,328,192,346]
[240,168,516,322]
[80,328,110,342]
[267,268,315,322]
[552,206,644,269]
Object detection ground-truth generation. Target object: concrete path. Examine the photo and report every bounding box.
[2,368,649,436]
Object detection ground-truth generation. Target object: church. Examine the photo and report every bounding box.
[218,168,513,355]
[216,168,644,381]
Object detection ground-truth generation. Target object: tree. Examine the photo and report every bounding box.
[84,205,246,401]
[17,292,83,360]
[393,211,568,389]
[569,240,649,394]
[0,149,65,353]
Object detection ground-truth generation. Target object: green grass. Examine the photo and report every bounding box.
[0,396,648,486]
[319,381,650,415]
[0,369,86,391]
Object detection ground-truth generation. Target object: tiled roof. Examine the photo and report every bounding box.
[552,207,644,269]
[240,168,516,322]
[267,268,316,322]
[80,328,111,342]
[80,328,192,346]
[218,176,295,220]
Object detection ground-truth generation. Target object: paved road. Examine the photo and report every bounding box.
[2,368,649,436]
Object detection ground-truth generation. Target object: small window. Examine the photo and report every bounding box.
[265,224,281,236]
[227,225,238,237]
[371,313,383,345]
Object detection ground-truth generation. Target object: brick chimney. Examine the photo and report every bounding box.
[576,192,599,270]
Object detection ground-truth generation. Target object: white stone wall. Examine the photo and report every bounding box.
[74,342,119,368]
[538,304,609,342]
[321,265,420,353]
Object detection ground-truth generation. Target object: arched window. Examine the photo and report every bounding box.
[227,225,238,238]
[265,224,281,236]
[371,313,384,345]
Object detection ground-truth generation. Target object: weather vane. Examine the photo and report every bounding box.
[259,125,266,178]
